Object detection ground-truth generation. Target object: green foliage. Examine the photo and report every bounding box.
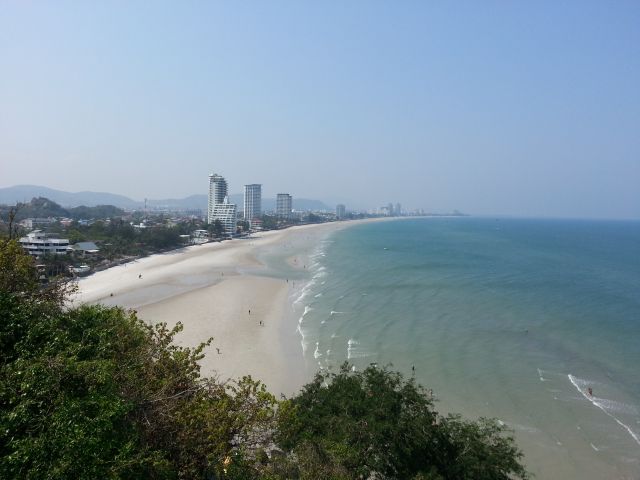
[0,239,38,295]
[67,204,125,220]
[207,220,225,238]
[10,197,68,220]
[0,197,125,222]
[0,246,278,479]
[275,364,529,480]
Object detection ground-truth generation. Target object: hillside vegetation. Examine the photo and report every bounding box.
[0,197,125,221]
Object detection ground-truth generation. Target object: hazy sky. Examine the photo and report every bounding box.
[1,1,639,218]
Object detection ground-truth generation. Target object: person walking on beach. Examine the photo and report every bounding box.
[138,274,142,279]
[248,309,251,315]
[588,387,593,396]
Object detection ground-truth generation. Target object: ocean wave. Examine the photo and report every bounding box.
[293,280,316,305]
[297,325,308,354]
[568,374,640,446]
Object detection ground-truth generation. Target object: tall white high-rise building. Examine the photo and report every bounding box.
[208,173,228,224]
[276,193,292,218]
[212,197,237,237]
[336,204,346,219]
[244,184,262,225]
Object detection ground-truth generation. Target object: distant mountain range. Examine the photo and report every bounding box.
[0,185,331,212]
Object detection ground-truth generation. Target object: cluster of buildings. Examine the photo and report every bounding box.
[207,173,294,237]
[18,230,99,257]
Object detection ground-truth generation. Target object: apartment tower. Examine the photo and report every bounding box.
[207,173,228,224]
[244,184,262,225]
[212,197,237,237]
[276,193,292,218]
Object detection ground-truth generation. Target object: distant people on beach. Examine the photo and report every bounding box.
[588,387,593,396]
[216,348,221,354]
[138,274,142,279]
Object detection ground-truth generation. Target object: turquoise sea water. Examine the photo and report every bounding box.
[292,218,640,479]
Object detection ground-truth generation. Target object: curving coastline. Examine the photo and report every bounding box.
[74,219,392,396]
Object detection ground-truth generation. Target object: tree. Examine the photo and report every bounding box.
[0,242,278,479]
[274,364,528,480]
[0,239,37,294]
[207,220,224,238]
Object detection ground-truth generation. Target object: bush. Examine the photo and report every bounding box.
[274,364,528,480]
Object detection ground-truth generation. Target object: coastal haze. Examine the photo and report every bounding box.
[1,2,639,218]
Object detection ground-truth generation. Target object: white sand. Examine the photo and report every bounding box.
[74,220,381,396]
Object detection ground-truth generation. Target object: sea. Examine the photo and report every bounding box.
[280,217,640,479]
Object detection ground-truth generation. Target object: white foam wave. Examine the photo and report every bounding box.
[297,325,308,354]
[331,311,345,316]
[293,280,316,305]
[314,293,323,298]
[314,342,322,359]
[568,374,640,446]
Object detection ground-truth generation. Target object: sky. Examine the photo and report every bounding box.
[1,1,639,218]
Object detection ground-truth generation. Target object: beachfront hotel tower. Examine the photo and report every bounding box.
[244,184,262,225]
[207,173,228,224]
[212,197,237,237]
[276,193,292,218]
[336,204,346,219]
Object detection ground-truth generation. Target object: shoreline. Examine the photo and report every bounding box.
[74,218,393,396]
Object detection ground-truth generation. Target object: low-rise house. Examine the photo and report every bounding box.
[19,230,69,256]
[68,241,100,256]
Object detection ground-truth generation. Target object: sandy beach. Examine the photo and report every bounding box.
[74,220,377,396]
